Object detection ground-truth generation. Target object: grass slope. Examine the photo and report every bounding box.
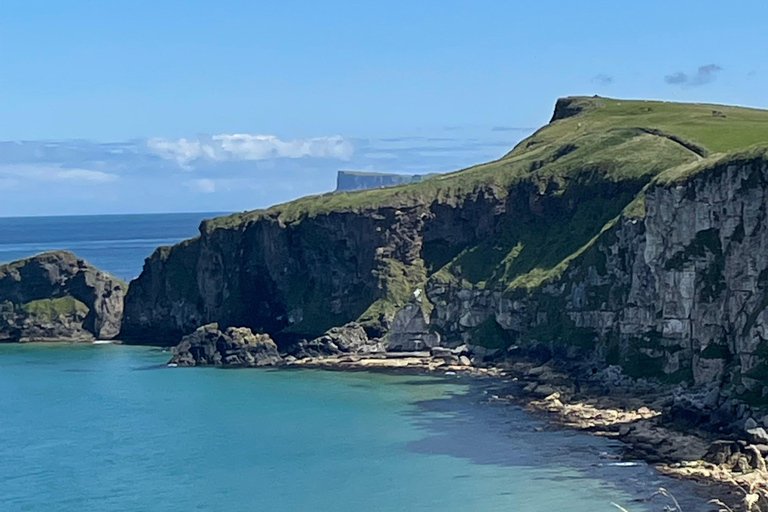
[209,97,768,229]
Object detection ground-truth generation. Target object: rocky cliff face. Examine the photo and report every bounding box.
[425,149,768,429]
[122,203,430,345]
[430,152,768,386]
[0,251,126,341]
[121,97,768,412]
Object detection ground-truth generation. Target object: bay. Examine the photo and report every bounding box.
[0,344,710,511]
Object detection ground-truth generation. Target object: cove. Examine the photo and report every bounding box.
[0,344,710,511]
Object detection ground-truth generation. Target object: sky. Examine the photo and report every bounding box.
[1,0,767,216]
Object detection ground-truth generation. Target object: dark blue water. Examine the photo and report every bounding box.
[0,213,224,281]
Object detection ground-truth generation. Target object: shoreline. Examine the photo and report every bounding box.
[5,341,757,509]
[285,351,759,511]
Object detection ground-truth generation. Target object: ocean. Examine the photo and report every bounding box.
[0,213,223,282]
[0,214,711,511]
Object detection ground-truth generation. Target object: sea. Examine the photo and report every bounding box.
[0,213,713,511]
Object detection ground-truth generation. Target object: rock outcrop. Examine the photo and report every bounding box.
[386,303,440,351]
[0,251,126,342]
[291,322,383,358]
[170,323,282,367]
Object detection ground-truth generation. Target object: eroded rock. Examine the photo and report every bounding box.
[386,304,440,351]
[170,323,281,367]
[292,322,382,358]
[0,251,125,342]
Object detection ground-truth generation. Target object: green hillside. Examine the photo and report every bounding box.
[209,97,768,230]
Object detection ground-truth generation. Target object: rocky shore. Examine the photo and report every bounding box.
[293,352,766,510]
[164,320,765,510]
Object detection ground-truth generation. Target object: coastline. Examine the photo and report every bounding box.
[285,351,758,510]
[0,339,745,508]
[3,340,760,509]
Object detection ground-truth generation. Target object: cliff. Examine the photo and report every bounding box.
[121,95,768,414]
[0,251,126,341]
[336,171,431,191]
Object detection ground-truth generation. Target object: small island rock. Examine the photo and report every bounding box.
[0,251,125,342]
[170,323,282,367]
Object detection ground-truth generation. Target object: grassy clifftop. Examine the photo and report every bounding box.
[205,96,768,232]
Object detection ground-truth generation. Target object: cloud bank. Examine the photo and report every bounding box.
[146,134,354,166]
[0,128,525,216]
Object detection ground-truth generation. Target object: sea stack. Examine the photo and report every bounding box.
[0,251,126,342]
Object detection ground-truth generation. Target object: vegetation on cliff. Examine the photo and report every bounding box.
[122,96,768,349]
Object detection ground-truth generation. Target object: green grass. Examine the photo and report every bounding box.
[203,96,768,231]
[20,296,89,321]
[655,144,768,185]
[511,96,768,157]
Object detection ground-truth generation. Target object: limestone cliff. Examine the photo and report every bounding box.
[121,95,768,413]
[429,149,768,391]
[0,251,126,341]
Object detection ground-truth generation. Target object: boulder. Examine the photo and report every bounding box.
[0,251,125,342]
[386,304,440,351]
[704,440,743,466]
[170,323,282,367]
[292,322,380,358]
[747,427,768,445]
[429,347,453,359]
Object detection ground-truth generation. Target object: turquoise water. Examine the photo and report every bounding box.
[0,344,710,511]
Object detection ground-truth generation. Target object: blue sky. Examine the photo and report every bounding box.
[1,0,766,216]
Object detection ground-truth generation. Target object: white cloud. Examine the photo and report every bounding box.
[0,164,117,183]
[185,178,216,193]
[147,134,354,166]
[56,168,118,182]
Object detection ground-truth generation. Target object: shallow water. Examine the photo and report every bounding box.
[0,344,712,511]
